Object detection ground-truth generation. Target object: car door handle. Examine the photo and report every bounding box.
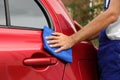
[23,57,57,66]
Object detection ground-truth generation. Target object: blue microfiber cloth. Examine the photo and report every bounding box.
[43,26,72,63]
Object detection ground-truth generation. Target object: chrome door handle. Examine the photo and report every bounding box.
[23,57,57,66]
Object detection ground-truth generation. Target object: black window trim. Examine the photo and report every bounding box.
[4,0,10,26]
[0,0,8,26]
[2,0,53,30]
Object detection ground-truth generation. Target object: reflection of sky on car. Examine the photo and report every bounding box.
[0,18,6,25]
[0,0,48,28]
[9,0,43,16]
[9,0,48,28]
[10,16,48,28]
[0,0,6,25]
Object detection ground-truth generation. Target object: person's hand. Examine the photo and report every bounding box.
[46,32,75,53]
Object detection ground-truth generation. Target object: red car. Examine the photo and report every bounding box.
[0,0,98,80]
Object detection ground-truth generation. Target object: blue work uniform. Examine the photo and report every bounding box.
[98,0,120,80]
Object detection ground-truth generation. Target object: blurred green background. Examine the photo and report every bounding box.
[62,0,104,47]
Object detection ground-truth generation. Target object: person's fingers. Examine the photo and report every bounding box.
[46,36,58,40]
[49,43,61,48]
[47,40,58,44]
[54,47,64,53]
[46,32,63,40]
[52,32,62,36]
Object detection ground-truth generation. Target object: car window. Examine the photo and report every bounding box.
[0,0,6,25]
[8,0,48,29]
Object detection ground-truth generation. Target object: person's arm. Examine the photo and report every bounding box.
[71,0,120,44]
[74,20,99,40]
[46,0,120,52]
[87,33,99,40]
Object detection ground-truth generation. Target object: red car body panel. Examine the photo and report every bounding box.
[42,1,98,79]
[41,0,75,34]
[0,0,98,80]
[0,27,65,80]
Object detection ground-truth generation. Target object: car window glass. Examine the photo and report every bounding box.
[0,0,6,25]
[8,0,48,29]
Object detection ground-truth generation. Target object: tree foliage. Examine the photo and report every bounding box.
[65,0,104,26]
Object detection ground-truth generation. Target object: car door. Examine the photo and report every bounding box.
[0,0,65,80]
[54,1,99,80]
[61,22,98,80]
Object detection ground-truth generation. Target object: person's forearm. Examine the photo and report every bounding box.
[87,33,99,40]
[71,10,119,44]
